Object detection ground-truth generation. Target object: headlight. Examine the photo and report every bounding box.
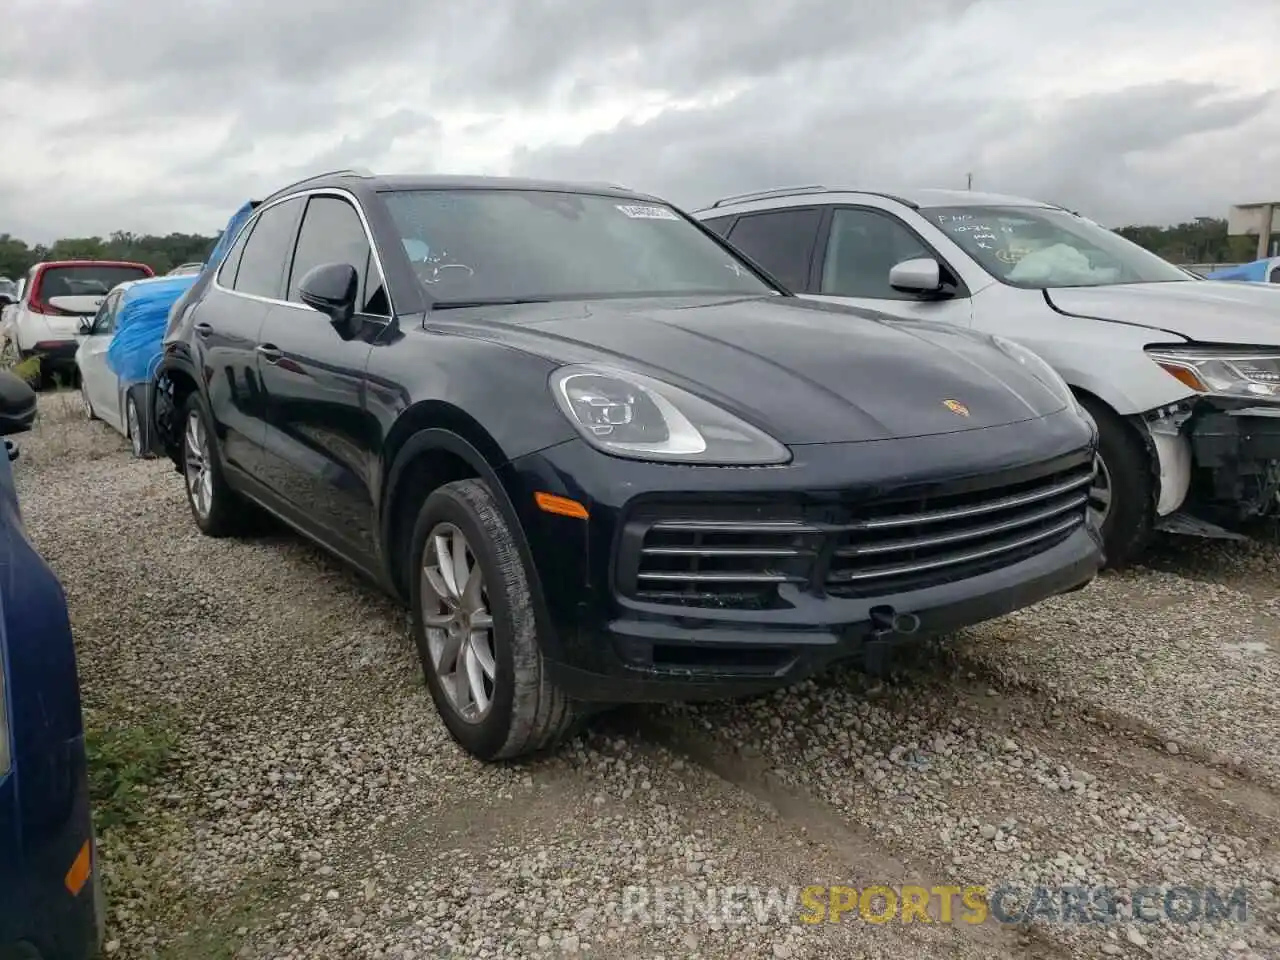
[1145,347,1280,400]
[549,364,791,465]
[990,336,1073,406]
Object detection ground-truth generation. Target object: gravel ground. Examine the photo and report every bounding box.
[13,392,1280,960]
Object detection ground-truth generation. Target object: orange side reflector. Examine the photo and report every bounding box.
[65,840,92,896]
[1157,363,1207,393]
[534,491,589,520]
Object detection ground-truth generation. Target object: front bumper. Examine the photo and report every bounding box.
[500,407,1102,703]
[1156,397,1280,526]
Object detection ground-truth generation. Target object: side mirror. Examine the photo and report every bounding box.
[0,369,37,438]
[888,257,945,295]
[298,263,359,337]
[79,316,95,335]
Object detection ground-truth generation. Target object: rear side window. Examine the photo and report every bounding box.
[286,196,379,311]
[232,196,305,299]
[725,208,822,292]
[35,264,151,301]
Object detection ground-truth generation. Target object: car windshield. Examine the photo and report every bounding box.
[381,189,778,304]
[923,205,1193,289]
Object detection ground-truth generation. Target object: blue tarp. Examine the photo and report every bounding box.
[106,275,198,386]
[1205,257,1280,282]
[205,200,257,272]
[104,199,256,388]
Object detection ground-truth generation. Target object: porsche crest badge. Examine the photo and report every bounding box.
[942,399,970,417]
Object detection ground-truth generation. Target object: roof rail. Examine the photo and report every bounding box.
[707,184,831,208]
[270,167,376,196]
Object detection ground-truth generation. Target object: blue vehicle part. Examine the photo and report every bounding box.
[105,275,198,389]
[0,434,101,959]
[1205,256,1280,282]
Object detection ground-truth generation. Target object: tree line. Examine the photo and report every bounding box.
[0,216,1262,282]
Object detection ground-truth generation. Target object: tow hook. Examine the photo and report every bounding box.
[865,605,922,676]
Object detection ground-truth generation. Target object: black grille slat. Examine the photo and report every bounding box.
[624,461,1094,609]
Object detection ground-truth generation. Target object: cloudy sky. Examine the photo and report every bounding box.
[2,0,1278,243]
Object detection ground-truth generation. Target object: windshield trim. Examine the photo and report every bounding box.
[922,204,1194,290]
[380,186,790,305]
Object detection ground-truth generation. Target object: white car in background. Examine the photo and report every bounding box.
[74,277,158,457]
[693,186,1280,567]
[3,259,155,385]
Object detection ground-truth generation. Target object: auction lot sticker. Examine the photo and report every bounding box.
[616,204,680,220]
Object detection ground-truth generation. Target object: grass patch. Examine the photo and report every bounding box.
[85,710,178,836]
[11,354,40,385]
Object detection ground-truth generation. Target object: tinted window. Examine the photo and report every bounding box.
[233,197,304,298]
[924,205,1191,288]
[37,264,150,300]
[287,196,386,314]
[382,189,776,304]
[702,215,736,237]
[1269,267,1280,284]
[215,221,253,288]
[821,208,934,300]
[725,208,821,292]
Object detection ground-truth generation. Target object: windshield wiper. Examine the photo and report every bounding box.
[430,297,550,310]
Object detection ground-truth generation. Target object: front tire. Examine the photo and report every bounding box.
[408,478,577,761]
[180,392,249,537]
[1079,395,1155,569]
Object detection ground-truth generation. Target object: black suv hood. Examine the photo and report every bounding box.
[435,295,1068,445]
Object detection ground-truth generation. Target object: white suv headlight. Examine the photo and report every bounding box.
[1146,347,1280,400]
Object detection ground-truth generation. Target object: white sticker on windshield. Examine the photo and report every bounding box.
[616,204,679,220]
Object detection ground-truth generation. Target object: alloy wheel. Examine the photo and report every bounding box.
[420,522,497,723]
[127,399,142,456]
[184,410,213,520]
[1087,453,1112,529]
[80,380,93,419]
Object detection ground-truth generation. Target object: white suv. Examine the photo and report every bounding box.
[693,186,1280,567]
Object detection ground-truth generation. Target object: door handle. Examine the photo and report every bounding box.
[194,322,213,338]
[256,343,284,363]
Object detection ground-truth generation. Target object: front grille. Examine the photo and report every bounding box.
[621,460,1094,608]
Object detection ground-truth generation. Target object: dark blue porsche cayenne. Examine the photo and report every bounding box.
[0,371,103,960]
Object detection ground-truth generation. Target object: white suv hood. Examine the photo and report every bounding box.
[1045,280,1280,345]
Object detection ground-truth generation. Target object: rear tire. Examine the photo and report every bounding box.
[80,377,97,421]
[408,478,577,761]
[180,392,253,537]
[1079,394,1154,569]
[125,394,145,458]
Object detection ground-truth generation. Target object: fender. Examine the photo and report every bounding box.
[379,429,554,640]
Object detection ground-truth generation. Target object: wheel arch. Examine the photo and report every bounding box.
[154,358,200,465]
[379,401,541,607]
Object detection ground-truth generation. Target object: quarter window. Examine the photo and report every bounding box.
[725,208,822,292]
[701,215,736,237]
[215,220,254,289]
[232,196,305,299]
[820,208,935,300]
[287,196,387,315]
